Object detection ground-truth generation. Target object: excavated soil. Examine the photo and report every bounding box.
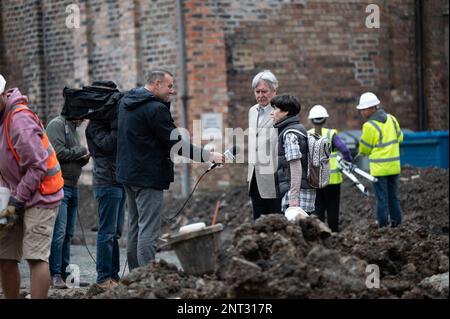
[2,167,447,299]
[84,167,449,299]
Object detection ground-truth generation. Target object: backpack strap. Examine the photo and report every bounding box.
[283,128,303,139]
[283,129,310,145]
[5,104,44,163]
[282,129,308,150]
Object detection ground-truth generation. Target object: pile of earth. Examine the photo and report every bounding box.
[340,166,449,235]
[90,214,448,299]
[70,166,449,299]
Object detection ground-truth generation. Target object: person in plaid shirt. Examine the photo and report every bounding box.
[270,94,316,214]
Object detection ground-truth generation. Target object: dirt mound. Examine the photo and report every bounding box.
[340,166,449,235]
[327,221,448,298]
[216,214,447,299]
[74,167,448,299]
[86,213,447,299]
[90,260,226,299]
[216,215,383,299]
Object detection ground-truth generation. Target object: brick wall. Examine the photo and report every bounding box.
[1,0,48,121]
[1,0,448,192]
[183,0,231,189]
[40,0,77,121]
[221,0,419,133]
[204,0,421,187]
[0,0,182,186]
[423,0,449,130]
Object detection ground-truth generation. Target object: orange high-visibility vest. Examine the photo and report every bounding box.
[5,105,64,195]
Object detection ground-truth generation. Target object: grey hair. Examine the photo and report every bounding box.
[251,70,278,90]
[146,69,173,84]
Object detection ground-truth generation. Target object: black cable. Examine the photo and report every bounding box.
[163,168,211,223]
[119,167,210,279]
[76,167,213,280]
[77,209,97,265]
[78,206,130,282]
[120,256,128,280]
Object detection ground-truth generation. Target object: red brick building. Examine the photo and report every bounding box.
[1,0,448,192]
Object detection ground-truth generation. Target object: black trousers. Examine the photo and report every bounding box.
[249,174,282,220]
[314,184,341,232]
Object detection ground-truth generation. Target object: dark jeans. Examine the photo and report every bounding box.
[94,186,126,283]
[314,184,341,232]
[249,175,282,220]
[372,175,402,227]
[49,186,78,277]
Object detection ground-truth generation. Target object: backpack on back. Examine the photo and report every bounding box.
[298,131,331,188]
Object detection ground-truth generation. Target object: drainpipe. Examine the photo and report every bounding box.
[176,0,190,197]
[39,0,50,124]
[415,0,427,131]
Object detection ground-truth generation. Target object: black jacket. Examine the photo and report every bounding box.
[274,115,311,197]
[86,117,120,186]
[116,87,208,190]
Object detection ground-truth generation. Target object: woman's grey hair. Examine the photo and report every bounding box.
[251,70,278,91]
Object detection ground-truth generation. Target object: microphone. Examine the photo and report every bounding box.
[208,145,240,171]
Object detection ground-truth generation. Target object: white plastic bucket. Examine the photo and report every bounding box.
[0,187,11,224]
[0,187,10,211]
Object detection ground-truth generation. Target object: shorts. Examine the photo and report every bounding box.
[0,206,57,262]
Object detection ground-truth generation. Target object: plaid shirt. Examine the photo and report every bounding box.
[281,132,316,213]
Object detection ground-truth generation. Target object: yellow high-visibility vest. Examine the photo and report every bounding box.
[359,114,403,177]
[309,127,342,185]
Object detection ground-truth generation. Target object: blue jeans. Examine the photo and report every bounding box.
[94,186,126,283]
[372,175,402,227]
[49,186,79,277]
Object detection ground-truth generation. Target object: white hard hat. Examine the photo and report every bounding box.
[308,105,329,119]
[356,92,380,110]
[0,74,6,95]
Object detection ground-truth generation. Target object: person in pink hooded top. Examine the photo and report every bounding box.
[0,74,63,299]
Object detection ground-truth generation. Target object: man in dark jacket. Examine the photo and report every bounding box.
[46,114,90,289]
[86,112,125,289]
[116,69,224,270]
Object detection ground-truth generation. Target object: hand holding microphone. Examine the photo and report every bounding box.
[166,145,240,223]
[209,152,225,168]
[208,145,240,171]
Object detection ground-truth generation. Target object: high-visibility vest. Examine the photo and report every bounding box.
[309,127,342,185]
[5,105,64,195]
[359,114,403,177]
